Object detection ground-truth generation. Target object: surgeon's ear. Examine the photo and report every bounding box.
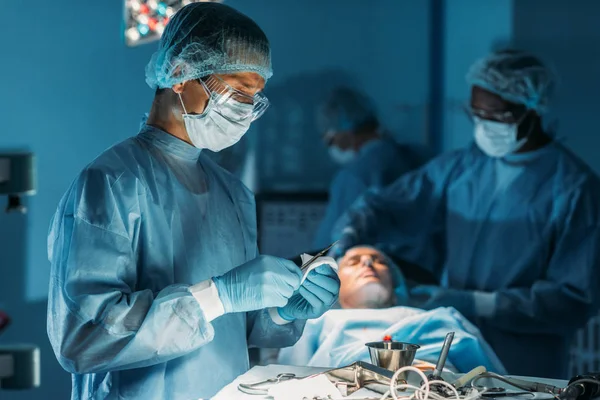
[172,82,185,94]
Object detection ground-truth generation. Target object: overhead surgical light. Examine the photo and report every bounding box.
[124,0,224,47]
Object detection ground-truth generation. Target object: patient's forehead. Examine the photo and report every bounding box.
[343,246,385,260]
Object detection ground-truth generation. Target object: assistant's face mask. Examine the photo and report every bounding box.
[179,93,253,152]
[474,117,527,158]
[329,146,357,165]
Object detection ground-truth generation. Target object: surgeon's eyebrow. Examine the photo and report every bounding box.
[231,75,264,93]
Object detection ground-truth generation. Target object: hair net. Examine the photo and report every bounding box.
[145,2,272,89]
[318,87,379,134]
[466,50,557,113]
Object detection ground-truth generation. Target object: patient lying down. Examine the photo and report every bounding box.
[337,246,407,309]
[271,246,506,374]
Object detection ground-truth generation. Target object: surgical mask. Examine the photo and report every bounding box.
[474,117,527,158]
[329,146,357,165]
[179,93,253,152]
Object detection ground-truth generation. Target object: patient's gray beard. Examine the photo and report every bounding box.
[356,282,392,308]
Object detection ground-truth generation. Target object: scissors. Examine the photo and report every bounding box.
[301,241,339,273]
[237,373,299,395]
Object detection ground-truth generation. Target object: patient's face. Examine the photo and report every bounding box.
[338,247,394,309]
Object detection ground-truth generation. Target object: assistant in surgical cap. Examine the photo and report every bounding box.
[466,50,556,113]
[145,2,272,89]
[318,87,379,133]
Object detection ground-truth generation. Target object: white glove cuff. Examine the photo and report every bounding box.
[268,308,292,325]
[189,279,225,322]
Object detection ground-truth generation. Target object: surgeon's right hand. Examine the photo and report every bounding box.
[213,255,302,313]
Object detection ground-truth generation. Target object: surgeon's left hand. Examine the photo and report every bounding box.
[278,265,340,321]
[409,285,476,318]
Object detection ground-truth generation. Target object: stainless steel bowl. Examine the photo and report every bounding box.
[366,341,420,375]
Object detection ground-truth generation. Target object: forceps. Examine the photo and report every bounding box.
[301,241,339,272]
[237,373,299,395]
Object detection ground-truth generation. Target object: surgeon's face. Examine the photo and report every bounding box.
[470,86,533,140]
[174,71,266,115]
[338,247,394,309]
[167,72,265,145]
[322,129,356,152]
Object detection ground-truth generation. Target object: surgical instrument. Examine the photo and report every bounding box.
[301,241,339,272]
[480,387,535,397]
[238,373,300,395]
[301,397,389,400]
[237,362,395,397]
[472,372,563,395]
[322,361,397,396]
[430,332,454,381]
[420,332,455,397]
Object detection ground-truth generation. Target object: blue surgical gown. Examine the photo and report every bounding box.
[47,125,305,399]
[313,137,416,249]
[332,141,600,378]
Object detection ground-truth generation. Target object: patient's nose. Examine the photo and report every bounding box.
[359,255,374,268]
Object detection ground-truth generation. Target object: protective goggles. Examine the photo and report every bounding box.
[199,75,269,122]
[463,103,528,124]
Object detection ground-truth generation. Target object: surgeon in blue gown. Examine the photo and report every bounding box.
[46,4,339,399]
[330,50,600,378]
[313,87,418,249]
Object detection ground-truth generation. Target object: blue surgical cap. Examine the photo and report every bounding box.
[145,2,272,89]
[318,87,379,134]
[466,50,556,114]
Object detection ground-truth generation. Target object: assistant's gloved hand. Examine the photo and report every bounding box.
[213,255,302,314]
[278,264,340,321]
[409,285,476,318]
